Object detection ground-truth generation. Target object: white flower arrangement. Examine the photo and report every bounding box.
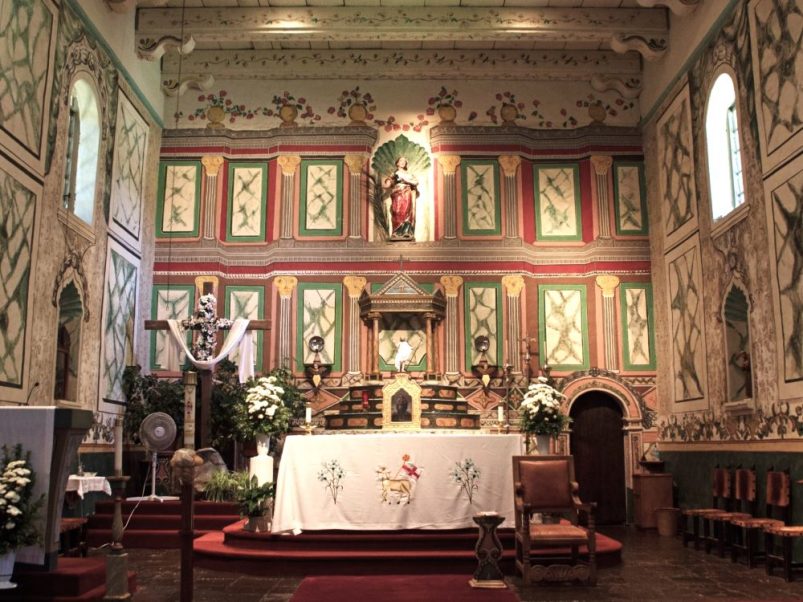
[0,446,44,554]
[518,377,570,437]
[244,376,291,437]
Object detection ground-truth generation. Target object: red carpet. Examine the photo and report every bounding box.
[291,574,519,602]
[194,521,622,576]
[87,500,240,549]
[0,557,137,602]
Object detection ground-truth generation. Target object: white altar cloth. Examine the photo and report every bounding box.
[66,475,112,499]
[272,433,524,533]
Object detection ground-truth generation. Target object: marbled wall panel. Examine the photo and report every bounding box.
[538,285,589,371]
[464,284,501,369]
[665,235,708,409]
[534,164,581,241]
[297,283,342,371]
[0,162,37,400]
[98,241,138,413]
[657,84,698,251]
[110,91,149,250]
[764,152,803,400]
[0,0,57,175]
[461,160,500,236]
[224,286,264,369]
[621,283,655,370]
[300,160,342,237]
[749,0,803,172]
[614,162,648,236]
[157,161,201,237]
[150,285,194,370]
[227,163,267,241]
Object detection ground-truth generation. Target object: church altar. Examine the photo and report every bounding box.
[272,433,524,534]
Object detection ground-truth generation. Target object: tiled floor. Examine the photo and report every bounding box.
[124,527,803,601]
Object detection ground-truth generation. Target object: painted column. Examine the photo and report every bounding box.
[344,155,366,239]
[274,276,298,370]
[201,156,224,240]
[424,314,434,378]
[502,275,525,373]
[499,155,521,239]
[370,313,381,378]
[595,274,621,372]
[277,155,301,240]
[343,275,367,377]
[591,155,613,239]
[438,155,461,239]
[440,275,464,380]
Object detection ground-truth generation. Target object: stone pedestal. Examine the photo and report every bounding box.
[469,512,507,589]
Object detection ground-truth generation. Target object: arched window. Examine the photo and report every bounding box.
[705,72,746,222]
[62,78,100,225]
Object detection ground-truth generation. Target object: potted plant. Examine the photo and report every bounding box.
[237,475,275,532]
[0,445,44,590]
[204,470,249,503]
[239,375,293,458]
[518,377,571,454]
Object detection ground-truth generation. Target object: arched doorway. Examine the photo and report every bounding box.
[569,391,626,524]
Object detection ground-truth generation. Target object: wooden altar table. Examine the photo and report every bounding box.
[272,433,524,533]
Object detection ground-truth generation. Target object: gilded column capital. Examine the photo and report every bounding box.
[595,274,621,298]
[274,276,298,298]
[440,275,464,297]
[277,155,302,176]
[201,156,224,177]
[343,276,367,298]
[498,155,521,177]
[437,155,461,175]
[502,275,525,297]
[344,155,366,174]
[590,155,613,176]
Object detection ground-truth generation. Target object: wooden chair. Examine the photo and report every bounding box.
[512,455,597,586]
[762,471,802,581]
[681,466,731,550]
[701,467,755,557]
[729,469,789,567]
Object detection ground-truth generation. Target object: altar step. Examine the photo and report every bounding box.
[86,501,240,549]
[0,557,137,602]
[193,521,622,575]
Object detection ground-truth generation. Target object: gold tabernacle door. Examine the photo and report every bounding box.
[382,373,422,431]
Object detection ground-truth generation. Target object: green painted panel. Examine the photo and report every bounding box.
[149,284,195,370]
[463,283,502,370]
[461,159,501,236]
[613,161,649,236]
[296,283,342,372]
[156,161,201,238]
[299,159,343,237]
[620,283,656,370]
[534,163,582,242]
[538,284,589,371]
[226,162,268,242]
[224,285,265,369]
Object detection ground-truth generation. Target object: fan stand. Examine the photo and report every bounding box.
[128,451,180,502]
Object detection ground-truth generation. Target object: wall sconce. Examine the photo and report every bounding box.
[472,335,496,392]
[304,336,331,391]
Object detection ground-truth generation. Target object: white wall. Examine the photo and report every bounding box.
[78,1,164,118]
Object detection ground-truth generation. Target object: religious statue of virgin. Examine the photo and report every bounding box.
[383,157,418,240]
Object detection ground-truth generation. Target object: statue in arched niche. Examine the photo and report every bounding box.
[372,135,431,242]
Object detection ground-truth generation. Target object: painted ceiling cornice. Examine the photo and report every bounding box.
[136,6,668,55]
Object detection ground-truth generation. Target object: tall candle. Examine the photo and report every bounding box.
[114,416,124,476]
[497,405,504,423]
[305,406,312,424]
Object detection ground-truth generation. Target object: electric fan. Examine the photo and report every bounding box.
[128,412,180,502]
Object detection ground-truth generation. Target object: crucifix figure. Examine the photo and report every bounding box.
[145,282,271,448]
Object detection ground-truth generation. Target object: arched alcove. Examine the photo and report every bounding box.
[54,282,84,402]
[722,281,752,404]
[63,76,100,225]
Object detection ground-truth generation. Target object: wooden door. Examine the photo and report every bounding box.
[569,392,626,524]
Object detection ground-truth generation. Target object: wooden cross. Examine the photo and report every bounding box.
[145,283,270,448]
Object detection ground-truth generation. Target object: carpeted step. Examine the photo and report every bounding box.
[87,513,240,531]
[93,500,239,516]
[0,557,136,601]
[88,528,217,549]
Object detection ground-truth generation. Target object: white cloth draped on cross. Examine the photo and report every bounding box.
[165,318,255,383]
[161,294,256,383]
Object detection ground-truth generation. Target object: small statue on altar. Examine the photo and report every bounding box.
[394,337,413,373]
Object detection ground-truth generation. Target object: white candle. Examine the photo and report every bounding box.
[305,406,312,424]
[114,417,124,475]
[497,405,504,423]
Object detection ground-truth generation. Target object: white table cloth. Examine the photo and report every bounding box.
[66,475,112,499]
[272,432,524,533]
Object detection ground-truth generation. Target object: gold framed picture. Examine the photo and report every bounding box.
[382,373,421,431]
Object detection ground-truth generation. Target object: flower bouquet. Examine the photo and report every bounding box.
[240,375,292,439]
[518,377,570,438]
[0,445,44,587]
